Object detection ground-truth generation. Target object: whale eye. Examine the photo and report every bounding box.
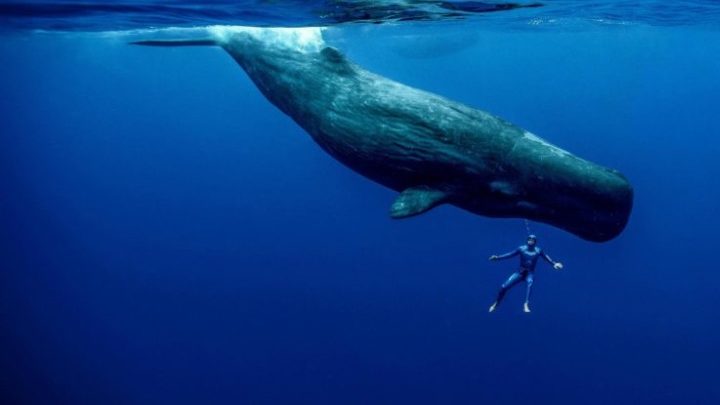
[489,181,516,196]
[516,201,538,211]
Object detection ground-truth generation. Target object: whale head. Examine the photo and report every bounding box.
[489,131,634,242]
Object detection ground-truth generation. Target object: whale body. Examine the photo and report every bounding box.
[133,27,633,242]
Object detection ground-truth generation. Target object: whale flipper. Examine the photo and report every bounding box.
[390,186,447,219]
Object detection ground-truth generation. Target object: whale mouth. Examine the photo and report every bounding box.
[562,205,633,242]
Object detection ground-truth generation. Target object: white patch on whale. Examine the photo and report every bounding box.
[208,26,327,53]
[523,130,571,158]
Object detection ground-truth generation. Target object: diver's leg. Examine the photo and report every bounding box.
[497,272,523,303]
[523,273,534,313]
[489,272,522,312]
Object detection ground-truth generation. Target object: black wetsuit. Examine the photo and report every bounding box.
[493,244,556,306]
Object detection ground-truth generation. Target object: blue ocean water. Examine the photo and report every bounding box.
[1,1,720,404]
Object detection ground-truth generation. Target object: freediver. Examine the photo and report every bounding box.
[488,234,563,313]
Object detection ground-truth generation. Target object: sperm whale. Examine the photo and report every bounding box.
[132,27,633,242]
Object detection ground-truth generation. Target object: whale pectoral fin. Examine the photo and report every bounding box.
[390,187,447,219]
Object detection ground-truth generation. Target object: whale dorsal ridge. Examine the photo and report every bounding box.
[390,186,447,219]
[320,47,345,63]
[320,46,356,75]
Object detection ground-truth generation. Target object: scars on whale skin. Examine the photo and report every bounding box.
[132,26,633,242]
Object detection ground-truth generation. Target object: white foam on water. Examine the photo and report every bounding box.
[208,25,326,53]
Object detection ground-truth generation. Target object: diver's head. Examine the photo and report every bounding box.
[527,234,537,246]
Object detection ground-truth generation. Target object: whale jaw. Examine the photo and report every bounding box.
[555,180,634,243]
[515,175,633,243]
[446,160,634,243]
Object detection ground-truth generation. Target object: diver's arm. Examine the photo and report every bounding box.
[541,251,555,264]
[489,248,520,261]
[542,251,564,270]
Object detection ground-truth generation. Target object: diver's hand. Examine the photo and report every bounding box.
[489,255,499,261]
[553,262,564,270]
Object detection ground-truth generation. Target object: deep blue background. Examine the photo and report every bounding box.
[1,25,720,404]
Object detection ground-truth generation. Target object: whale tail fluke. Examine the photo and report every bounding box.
[130,39,217,47]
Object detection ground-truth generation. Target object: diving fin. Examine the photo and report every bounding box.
[390,186,447,219]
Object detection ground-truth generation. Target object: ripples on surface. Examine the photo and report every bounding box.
[0,1,719,32]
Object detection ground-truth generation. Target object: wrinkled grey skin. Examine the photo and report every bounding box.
[134,28,632,242]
